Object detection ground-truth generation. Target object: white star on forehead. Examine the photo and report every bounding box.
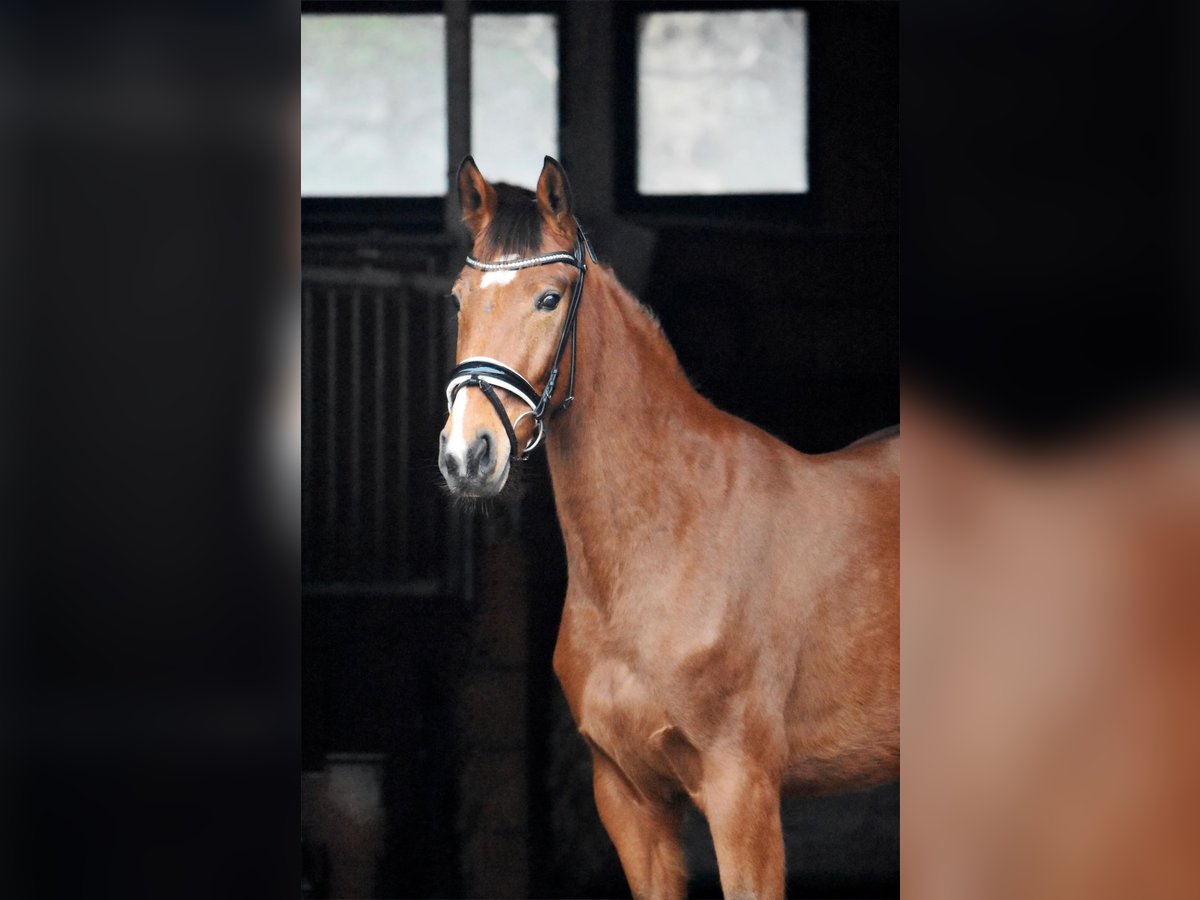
[478,255,518,288]
[480,268,519,288]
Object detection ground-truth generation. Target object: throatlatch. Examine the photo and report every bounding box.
[445,226,592,461]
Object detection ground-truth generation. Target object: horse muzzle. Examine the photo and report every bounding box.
[438,425,510,496]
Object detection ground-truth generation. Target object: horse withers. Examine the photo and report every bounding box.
[439,156,899,899]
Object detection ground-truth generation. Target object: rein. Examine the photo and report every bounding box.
[445,226,593,461]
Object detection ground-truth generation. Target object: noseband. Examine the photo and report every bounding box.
[445,227,592,461]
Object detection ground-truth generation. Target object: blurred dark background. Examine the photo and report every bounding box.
[301,2,897,897]
[5,1,1194,898]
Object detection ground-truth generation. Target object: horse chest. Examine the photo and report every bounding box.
[569,657,689,798]
[577,659,657,750]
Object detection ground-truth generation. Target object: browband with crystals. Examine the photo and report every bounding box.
[464,250,577,271]
[446,225,592,461]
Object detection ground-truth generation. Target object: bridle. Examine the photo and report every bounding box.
[445,226,593,461]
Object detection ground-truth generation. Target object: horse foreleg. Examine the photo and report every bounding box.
[592,753,687,900]
[702,765,786,900]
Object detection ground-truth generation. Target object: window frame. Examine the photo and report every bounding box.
[301,0,564,234]
[613,0,820,225]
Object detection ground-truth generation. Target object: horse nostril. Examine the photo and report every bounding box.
[474,431,494,473]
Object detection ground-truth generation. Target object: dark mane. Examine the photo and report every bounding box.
[477,183,543,259]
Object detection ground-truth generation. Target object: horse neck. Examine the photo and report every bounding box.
[545,265,707,586]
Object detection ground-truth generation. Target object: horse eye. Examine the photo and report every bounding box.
[447,293,461,311]
[536,291,562,311]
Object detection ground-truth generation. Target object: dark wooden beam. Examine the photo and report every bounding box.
[445,0,471,236]
[562,0,615,219]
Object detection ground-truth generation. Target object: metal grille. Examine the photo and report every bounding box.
[302,266,463,593]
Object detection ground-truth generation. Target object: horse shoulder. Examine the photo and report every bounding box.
[552,590,603,720]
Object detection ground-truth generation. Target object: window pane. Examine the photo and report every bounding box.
[472,14,558,189]
[301,15,446,197]
[638,10,808,195]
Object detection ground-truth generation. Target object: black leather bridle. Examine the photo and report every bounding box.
[445,226,593,461]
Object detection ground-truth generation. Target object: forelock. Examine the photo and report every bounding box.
[477,183,543,259]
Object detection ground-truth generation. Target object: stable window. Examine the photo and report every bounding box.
[472,14,559,189]
[637,9,808,195]
[302,14,447,197]
[301,10,559,200]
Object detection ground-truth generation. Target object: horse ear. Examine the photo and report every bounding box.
[536,155,574,233]
[457,156,495,239]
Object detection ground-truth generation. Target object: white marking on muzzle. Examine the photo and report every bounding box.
[445,389,471,468]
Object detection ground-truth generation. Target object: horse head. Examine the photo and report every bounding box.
[439,155,586,496]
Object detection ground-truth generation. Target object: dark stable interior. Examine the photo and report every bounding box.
[302,3,898,896]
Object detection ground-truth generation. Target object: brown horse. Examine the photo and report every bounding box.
[439,156,898,899]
